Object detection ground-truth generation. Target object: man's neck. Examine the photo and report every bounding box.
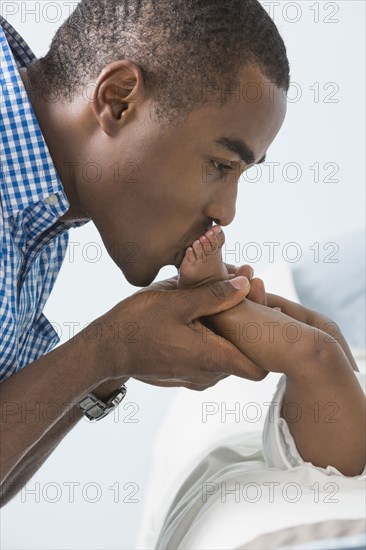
[17,66,90,223]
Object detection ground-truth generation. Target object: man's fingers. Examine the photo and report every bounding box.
[224,263,238,275]
[213,340,269,381]
[234,266,266,306]
[193,322,269,382]
[234,264,255,281]
[136,275,178,294]
[179,376,228,391]
[134,374,227,391]
[177,277,250,323]
[247,277,267,306]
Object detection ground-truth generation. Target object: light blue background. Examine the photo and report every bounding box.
[1,2,365,549]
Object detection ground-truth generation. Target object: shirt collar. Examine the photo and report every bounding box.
[0,16,88,228]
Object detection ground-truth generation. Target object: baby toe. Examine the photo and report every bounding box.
[206,226,225,251]
[192,239,204,262]
[185,246,196,264]
[212,226,225,248]
[200,235,213,257]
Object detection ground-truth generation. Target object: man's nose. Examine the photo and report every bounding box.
[204,185,238,227]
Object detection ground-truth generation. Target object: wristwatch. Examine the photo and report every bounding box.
[78,384,127,422]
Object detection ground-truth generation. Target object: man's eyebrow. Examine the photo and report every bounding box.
[214,136,266,165]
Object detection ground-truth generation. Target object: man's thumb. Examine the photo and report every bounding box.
[180,276,250,321]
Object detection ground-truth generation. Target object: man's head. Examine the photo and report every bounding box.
[26,0,290,286]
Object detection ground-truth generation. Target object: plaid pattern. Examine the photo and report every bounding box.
[0,16,89,383]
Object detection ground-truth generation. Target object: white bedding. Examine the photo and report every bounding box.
[137,261,366,550]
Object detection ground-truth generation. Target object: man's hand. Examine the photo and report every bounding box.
[135,262,240,294]
[92,275,269,391]
[131,263,271,388]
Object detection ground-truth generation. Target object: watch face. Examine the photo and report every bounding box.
[79,385,127,421]
[87,408,108,421]
[85,401,106,421]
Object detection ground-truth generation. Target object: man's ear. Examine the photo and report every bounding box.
[91,60,144,136]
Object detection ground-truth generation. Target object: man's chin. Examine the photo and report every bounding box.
[121,262,161,288]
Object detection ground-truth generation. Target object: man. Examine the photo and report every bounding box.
[0,0,289,505]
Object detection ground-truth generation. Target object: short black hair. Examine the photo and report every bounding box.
[29,0,290,128]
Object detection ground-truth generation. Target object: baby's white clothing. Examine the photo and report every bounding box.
[138,366,366,550]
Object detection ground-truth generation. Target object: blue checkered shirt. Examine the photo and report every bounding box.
[0,17,89,383]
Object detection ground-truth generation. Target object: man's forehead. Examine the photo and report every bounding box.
[208,84,286,160]
[166,82,285,163]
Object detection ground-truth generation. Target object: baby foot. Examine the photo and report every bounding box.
[177,226,229,289]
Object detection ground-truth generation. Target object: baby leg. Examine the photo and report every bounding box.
[177,227,366,476]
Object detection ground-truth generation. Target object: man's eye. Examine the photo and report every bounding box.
[211,160,234,175]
